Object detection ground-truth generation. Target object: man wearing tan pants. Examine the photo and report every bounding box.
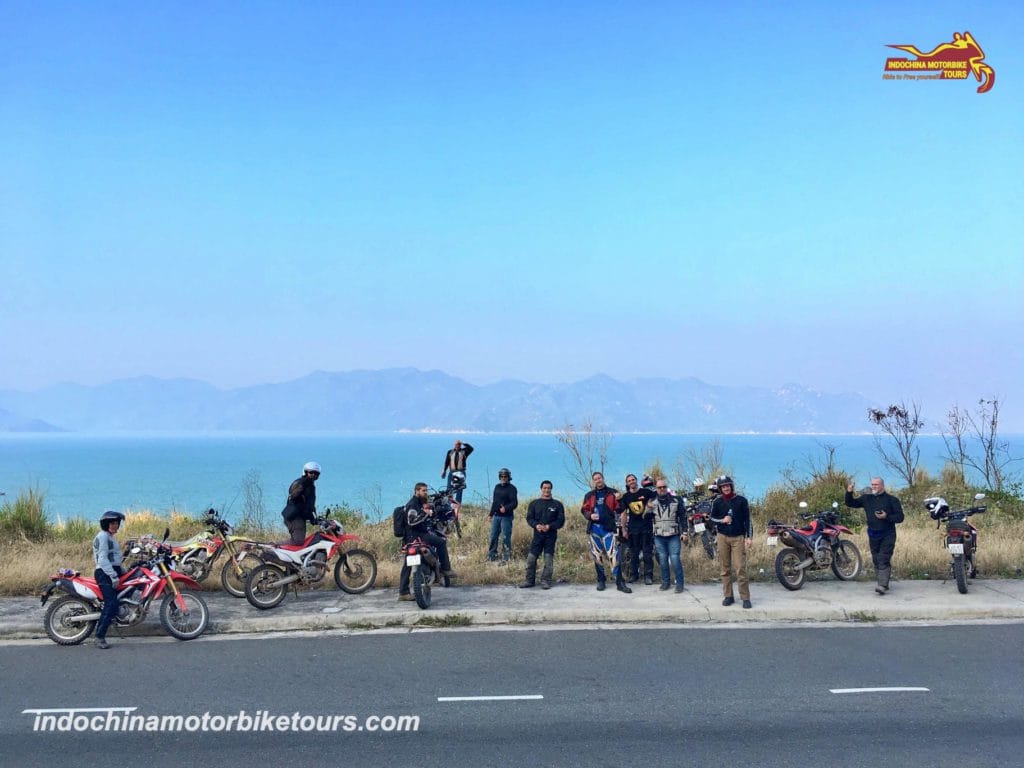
[710,475,753,608]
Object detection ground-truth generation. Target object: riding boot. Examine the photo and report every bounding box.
[540,553,554,589]
[519,554,538,588]
[616,574,633,594]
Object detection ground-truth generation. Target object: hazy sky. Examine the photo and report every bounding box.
[2,2,1022,426]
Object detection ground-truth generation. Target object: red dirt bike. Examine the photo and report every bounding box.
[925,493,986,594]
[242,517,377,610]
[766,501,862,590]
[404,521,451,610]
[132,509,270,598]
[681,479,718,560]
[41,532,209,644]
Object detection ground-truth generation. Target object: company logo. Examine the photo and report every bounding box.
[883,31,995,93]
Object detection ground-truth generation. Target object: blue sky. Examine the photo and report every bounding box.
[2,2,1022,426]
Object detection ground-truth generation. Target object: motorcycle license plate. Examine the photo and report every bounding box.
[766,536,778,547]
[948,543,964,555]
[693,523,706,533]
[406,554,421,566]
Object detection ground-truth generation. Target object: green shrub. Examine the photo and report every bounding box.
[0,489,51,542]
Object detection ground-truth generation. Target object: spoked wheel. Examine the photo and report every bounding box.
[412,566,432,609]
[775,548,806,591]
[220,552,265,598]
[952,555,968,594]
[159,592,210,640]
[245,563,289,610]
[333,549,378,594]
[830,540,862,581]
[44,596,96,645]
[701,530,717,560]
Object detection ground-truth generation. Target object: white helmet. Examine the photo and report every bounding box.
[303,461,322,475]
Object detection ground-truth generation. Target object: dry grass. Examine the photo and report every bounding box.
[3,498,1023,596]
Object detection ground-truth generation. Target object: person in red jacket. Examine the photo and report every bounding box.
[580,472,632,593]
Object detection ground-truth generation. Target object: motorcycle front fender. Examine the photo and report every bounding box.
[166,571,204,591]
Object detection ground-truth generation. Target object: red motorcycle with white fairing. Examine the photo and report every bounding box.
[766,501,862,590]
[41,533,209,644]
[242,517,377,609]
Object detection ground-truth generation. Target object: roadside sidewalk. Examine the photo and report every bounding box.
[5,579,1024,640]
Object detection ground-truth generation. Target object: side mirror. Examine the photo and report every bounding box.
[131,546,141,554]
[162,527,170,542]
[974,493,986,501]
[693,478,704,487]
[798,501,808,509]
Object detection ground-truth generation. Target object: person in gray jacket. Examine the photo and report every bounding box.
[92,510,125,649]
[649,480,686,592]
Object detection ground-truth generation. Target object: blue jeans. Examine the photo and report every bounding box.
[488,516,513,560]
[654,535,684,588]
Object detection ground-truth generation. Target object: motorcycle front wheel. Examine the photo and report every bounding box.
[775,548,806,591]
[245,563,289,610]
[701,530,717,560]
[333,549,378,594]
[220,553,264,598]
[952,554,968,594]
[830,541,862,581]
[44,596,96,645]
[159,591,210,640]
[412,566,432,609]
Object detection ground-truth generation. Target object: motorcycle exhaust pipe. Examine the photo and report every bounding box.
[67,612,103,623]
[271,573,302,586]
[795,557,813,570]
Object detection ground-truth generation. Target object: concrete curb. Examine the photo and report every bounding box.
[5,579,1024,641]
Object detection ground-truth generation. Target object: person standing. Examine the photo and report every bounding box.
[488,468,518,562]
[649,480,686,592]
[281,461,321,545]
[619,473,656,584]
[441,440,474,503]
[92,510,125,649]
[846,477,904,595]
[711,475,753,608]
[581,471,631,593]
[519,480,566,590]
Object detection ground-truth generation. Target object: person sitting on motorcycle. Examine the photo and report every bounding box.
[398,482,458,601]
[281,461,321,545]
[92,510,125,649]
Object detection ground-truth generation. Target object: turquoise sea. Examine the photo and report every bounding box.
[1,433,1019,522]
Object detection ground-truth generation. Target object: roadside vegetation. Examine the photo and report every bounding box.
[2,464,1021,595]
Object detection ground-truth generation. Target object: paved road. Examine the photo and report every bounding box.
[2,624,1022,767]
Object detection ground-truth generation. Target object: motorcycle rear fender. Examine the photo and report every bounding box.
[41,578,94,605]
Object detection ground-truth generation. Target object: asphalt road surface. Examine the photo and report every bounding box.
[2,623,1022,767]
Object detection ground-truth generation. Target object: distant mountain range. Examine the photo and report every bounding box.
[0,369,877,433]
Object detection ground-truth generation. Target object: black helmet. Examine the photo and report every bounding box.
[498,468,512,480]
[99,510,125,531]
[716,475,734,488]
[407,506,429,528]
[641,475,655,488]
[449,470,467,490]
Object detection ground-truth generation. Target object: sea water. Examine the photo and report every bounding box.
[0,432,1018,522]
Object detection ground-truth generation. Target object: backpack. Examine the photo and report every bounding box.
[392,505,407,539]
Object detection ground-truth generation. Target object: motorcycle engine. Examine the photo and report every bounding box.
[116,597,144,625]
[813,543,832,566]
[302,551,328,583]
[179,550,209,578]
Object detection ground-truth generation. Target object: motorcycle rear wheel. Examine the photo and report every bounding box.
[44,596,96,645]
[220,553,264,598]
[830,541,862,581]
[159,591,210,640]
[333,549,378,594]
[412,566,432,609]
[775,548,806,591]
[245,563,289,610]
[952,555,968,594]
[701,530,717,560]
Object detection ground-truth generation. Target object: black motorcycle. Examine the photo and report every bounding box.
[925,493,986,594]
[430,487,462,539]
[682,479,718,560]
[404,525,451,609]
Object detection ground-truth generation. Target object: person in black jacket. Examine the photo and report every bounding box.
[711,475,753,608]
[519,481,566,590]
[398,482,458,601]
[619,473,656,585]
[281,461,321,545]
[488,468,518,562]
[846,477,904,595]
[441,440,474,503]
